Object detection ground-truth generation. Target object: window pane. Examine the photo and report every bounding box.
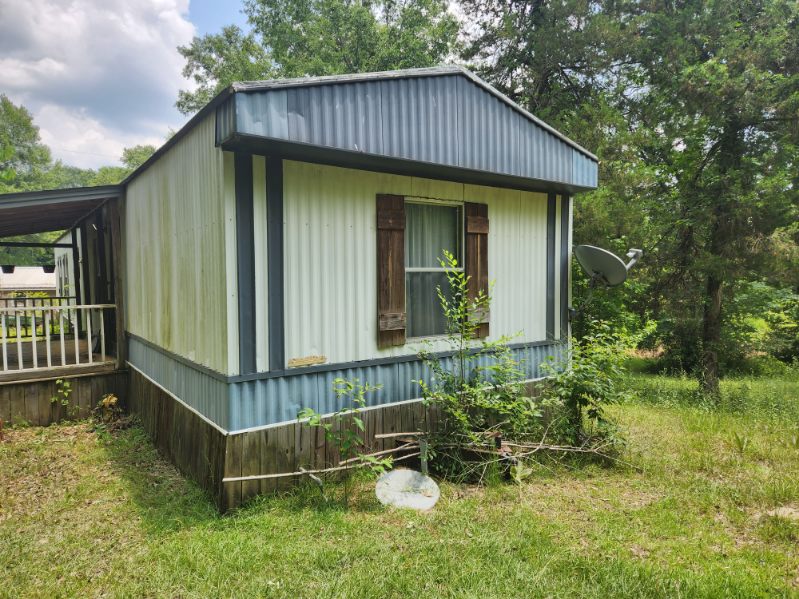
[405,203,461,268]
[406,271,452,337]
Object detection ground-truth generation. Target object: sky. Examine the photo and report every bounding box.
[0,0,249,169]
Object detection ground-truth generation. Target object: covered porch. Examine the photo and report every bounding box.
[0,186,124,383]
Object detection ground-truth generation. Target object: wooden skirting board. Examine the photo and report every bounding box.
[5,369,546,512]
[128,367,437,512]
[0,370,127,427]
[221,400,433,511]
[127,369,227,507]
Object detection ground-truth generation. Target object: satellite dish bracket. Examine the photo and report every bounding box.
[625,249,643,271]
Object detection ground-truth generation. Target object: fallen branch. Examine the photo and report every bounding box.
[374,431,425,439]
[338,442,417,465]
[222,451,421,483]
[431,439,636,470]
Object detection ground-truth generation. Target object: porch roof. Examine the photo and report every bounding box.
[0,185,121,237]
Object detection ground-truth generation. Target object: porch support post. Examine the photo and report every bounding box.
[95,209,109,304]
[79,220,91,333]
[108,197,126,368]
[266,156,284,372]
[560,194,571,340]
[70,228,82,307]
[235,153,256,375]
[546,192,556,340]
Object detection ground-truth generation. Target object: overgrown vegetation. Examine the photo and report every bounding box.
[418,253,624,483]
[541,325,630,444]
[2,371,798,597]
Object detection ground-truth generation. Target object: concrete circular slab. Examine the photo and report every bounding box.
[375,468,440,511]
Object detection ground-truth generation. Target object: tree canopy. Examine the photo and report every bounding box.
[459,0,799,391]
[175,0,460,115]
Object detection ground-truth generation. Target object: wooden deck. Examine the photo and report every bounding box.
[0,337,116,383]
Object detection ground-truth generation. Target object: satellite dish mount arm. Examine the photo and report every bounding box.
[625,249,643,271]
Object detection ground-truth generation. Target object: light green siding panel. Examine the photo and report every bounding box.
[281,161,551,367]
[466,184,548,344]
[223,151,239,375]
[125,115,232,374]
[253,155,269,372]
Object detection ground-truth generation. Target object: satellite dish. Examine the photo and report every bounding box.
[375,469,440,511]
[574,245,643,288]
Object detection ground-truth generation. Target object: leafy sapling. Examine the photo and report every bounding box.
[417,251,540,481]
[298,378,391,506]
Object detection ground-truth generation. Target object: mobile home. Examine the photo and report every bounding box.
[0,66,598,510]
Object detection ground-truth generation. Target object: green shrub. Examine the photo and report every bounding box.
[541,322,630,443]
[417,251,543,480]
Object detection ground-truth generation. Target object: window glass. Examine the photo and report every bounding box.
[404,202,462,338]
[405,203,461,268]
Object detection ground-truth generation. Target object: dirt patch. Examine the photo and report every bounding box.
[755,505,799,522]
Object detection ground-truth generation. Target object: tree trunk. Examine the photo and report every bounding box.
[700,118,741,398]
[701,273,723,398]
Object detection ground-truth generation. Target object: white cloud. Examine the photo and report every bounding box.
[36,104,165,169]
[0,0,196,169]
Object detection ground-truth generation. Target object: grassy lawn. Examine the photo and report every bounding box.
[2,374,798,598]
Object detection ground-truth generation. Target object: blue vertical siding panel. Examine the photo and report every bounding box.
[295,82,384,153]
[286,87,311,143]
[225,343,566,431]
[129,337,568,432]
[379,76,459,166]
[215,97,237,143]
[236,91,288,139]
[572,150,597,188]
[128,337,230,429]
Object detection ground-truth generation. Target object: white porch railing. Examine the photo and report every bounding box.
[0,304,116,373]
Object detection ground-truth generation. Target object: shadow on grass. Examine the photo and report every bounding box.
[97,422,221,531]
[98,421,387,532]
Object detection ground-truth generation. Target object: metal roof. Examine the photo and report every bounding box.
[121,66,598,192]
[0,185,120,237]
[0,267,56,291]
[228,66,597,161]
[214,66,598,191]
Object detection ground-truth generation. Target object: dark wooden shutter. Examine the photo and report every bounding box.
[376,194,406,347]
[464,202,489,338]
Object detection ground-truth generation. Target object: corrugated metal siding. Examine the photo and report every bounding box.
[130,334,565,431]
[125,114,237,374]
[381,75,459,165]
[288,81,383,154]
[128,337,230,429]
[283,161,409,366]
[464,184,548,344]
[252,156,269,371]
[228,342,565,431]
[229,73,598,188]
[215,97,236,144]
[457,75,521,176]
[281,161,549,367]
[237,90,289,139]
[572,150,598,188]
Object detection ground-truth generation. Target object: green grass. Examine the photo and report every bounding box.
[2,374,798,598]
